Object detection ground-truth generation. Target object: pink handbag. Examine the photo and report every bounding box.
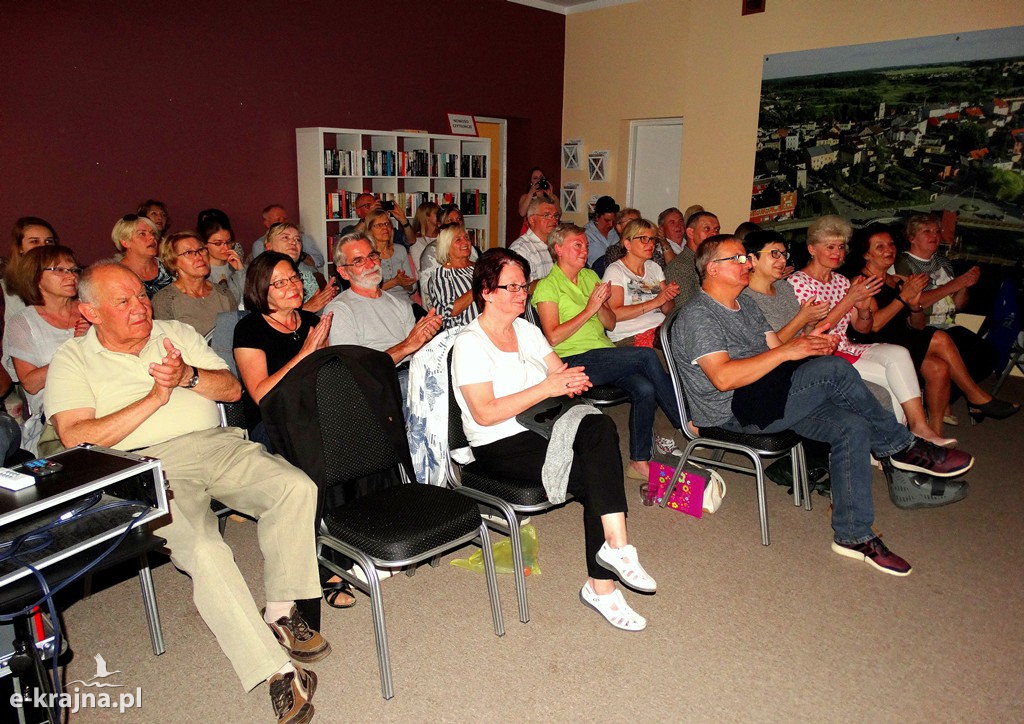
[642,462,706,518]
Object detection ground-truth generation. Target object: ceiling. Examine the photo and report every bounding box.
[506,0,641,15]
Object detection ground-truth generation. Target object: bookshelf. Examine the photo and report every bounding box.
[295,127,491,274]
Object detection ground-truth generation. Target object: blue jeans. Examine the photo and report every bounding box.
[721,356,913,545]
[564,346,681,462]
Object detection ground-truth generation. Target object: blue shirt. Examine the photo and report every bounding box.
[584,221,619,266]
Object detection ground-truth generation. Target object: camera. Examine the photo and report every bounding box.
[380,200,395,211]
[536,177,550,191]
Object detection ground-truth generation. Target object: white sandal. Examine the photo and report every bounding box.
[579,582,646,632]
[596,542,657,593]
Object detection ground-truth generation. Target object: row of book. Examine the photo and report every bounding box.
[325,190,488,219]
[323,148,488,178]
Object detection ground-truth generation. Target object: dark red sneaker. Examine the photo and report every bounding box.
[890,438,974,478]
[832,537,912,577]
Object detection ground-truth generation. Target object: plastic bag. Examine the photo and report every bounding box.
[451,523,541,575]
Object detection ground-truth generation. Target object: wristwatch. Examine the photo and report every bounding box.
[184,366,200,389]
[401,221,411,228]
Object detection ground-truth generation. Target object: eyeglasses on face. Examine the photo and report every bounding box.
[205,240,232,247]
[339,251,382,268]
[495,282,529,293]
[712,254,751,265]
[755,249,790,260]
[43,266,82,276]
[177,247,210,259]
[630,235,658,244]
[269,274,303,289]
[369,222,392,230]
[535,212,561,221]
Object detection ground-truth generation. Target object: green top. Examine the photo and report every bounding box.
[532,264,614,357]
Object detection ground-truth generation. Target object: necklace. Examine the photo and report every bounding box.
[266,312,301,340]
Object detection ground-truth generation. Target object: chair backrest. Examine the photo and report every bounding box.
[209,310,250,377]
[261,347,413,521]
[590,256,608,279]
[523,294,540,327]
[446,348,470,450]
[659,307,699,439]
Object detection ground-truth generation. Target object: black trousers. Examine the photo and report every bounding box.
[471,415,627,580]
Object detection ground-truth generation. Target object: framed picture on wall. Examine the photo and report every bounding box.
[561,183,580,213]
[587,151,608,182]
[562,140,581,170]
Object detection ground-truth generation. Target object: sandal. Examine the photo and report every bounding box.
[323,581,356,609]
[596,542,657,593]
[579,582,646,632]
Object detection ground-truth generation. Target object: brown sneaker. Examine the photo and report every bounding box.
[265,606,332,663]
[269,665,317,724]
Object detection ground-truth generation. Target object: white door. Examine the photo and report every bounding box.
[627,119,683,220]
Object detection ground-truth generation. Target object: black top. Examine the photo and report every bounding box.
[847,280,935,368]
[232,309,320,429]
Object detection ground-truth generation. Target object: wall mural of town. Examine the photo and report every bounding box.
[752,26,1024,270]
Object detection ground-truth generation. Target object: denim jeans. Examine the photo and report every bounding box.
[564,346,681,461]
[721,356,914,545]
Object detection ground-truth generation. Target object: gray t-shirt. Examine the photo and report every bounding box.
[740,283,800,335]
[324,288,414,359]
[673,291,772,427]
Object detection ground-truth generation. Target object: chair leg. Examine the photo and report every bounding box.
[477,521,505,638]
[750,454,770,546]
[345,549,394,700]
[502,504,530,625]
[136,554,165,656]
[660,440,700,507]
[796,443,812,512]
[992,346,1023,396]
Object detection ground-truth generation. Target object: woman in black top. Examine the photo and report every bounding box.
[233,252,332,443]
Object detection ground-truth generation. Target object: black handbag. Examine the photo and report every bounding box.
[515,396,590,439]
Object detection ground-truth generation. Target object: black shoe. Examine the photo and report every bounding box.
[890,438,973,478]
[882,460,969,510]
[968,397,1021,424]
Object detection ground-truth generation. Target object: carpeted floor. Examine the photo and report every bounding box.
[41,378,1024,721]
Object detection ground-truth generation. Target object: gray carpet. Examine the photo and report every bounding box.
[56,379,1024,722]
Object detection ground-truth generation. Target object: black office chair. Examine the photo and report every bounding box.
[659,307,811,546]
[444,349,572,624]
[261,346,503,699]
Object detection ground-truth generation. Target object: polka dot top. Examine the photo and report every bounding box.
[787,271,870,357]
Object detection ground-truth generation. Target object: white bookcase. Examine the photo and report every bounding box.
[295,127,491,273]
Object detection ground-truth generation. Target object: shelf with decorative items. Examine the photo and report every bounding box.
[296,127,490,274]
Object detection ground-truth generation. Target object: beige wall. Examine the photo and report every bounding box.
[562,0,1024,231]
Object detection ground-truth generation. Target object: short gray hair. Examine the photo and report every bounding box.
[527,195,558,218]
[78,260,136,304]
[334,231,373,267]
[547,223,585,262]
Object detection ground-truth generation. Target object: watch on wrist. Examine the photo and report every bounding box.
[185,366,200,389]
[401,221,411,228]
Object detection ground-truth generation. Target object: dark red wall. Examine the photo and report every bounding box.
[2,0,565,261]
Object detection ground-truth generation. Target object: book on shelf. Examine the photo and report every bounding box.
[459,189,488,215]
[467,227,487,247]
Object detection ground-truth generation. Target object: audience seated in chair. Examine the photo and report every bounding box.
[533,223,682,482]
[152,231,237,337]
[510,196,560,288]
[262,222,336,313]
[663,210,720,309]
[112,214,172,298]
[672,234,975,578]
[4,244,90,454]
[251,204,323,268]
[324,231,442,399]
[452,247,656,631]
[3,217,58,326]
[198,208,246,304]
[44,262,328,722]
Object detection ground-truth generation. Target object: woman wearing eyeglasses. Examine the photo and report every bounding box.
[152,232,236,337]
[4,245,90,454]
[112,214,173,298]
[453,247,656,632]
[233,252,333,448]
[534,224,682,482]
[787,216,957,447]
[198,209,245,303]
[427,223,478,329]
[263,223,336,313]
[364,208,416,306]
[604,219,680,347]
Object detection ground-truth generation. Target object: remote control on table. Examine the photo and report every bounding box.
[0,467,36,491]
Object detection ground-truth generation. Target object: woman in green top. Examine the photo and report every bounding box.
[533,224,682,481]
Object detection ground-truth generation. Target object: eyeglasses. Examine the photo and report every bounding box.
[369,222,392,230]
[630,235,658,244]
[177,248,210,258]
[534,212,561,221]
[43,266,82,276]
[269,274,303,289]
[496,283,530,293]
[712,254,752,265]
[339,251,382,268]
[755,249,790,260]
[205,240,232,247]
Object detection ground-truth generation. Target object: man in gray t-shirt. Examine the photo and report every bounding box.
[669,235,974,577]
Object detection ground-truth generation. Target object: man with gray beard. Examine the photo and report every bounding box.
[324,231,442,397]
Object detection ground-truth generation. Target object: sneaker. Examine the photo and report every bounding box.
[265,606,332,663]
[889,438,973,478]
[831,537,912,577]
[654,434,682,457]
[269,665,317,724]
